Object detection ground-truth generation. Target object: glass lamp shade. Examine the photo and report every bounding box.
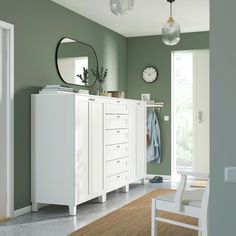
[110,0,135,16]
[162,17,181,46]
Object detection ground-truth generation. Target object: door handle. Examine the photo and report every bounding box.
[198,111,203,123]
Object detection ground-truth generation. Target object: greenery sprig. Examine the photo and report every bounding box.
[77,67,89,84]
[91,66,108,84]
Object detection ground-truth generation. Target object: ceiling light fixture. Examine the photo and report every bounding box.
[110,0,135,16]
[162,0,180,46]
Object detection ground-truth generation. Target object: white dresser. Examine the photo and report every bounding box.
[31,94,146,215]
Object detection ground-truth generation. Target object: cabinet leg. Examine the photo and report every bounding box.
[32,202,39,212]
[141,178,146,185]
[121,184,129,193]
[98,194,106,203]
[69,205,77,216]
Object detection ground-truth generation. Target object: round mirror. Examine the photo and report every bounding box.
[56,37,98,87]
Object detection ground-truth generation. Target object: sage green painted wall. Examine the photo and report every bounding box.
[0,0,127,210]
[127,32,209,176]
[209,1,236,235]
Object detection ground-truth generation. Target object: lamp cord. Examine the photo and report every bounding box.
[170,1,172,17]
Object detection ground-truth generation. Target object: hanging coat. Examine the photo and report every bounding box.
[147,110,161,163]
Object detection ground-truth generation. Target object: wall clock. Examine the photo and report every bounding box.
[142,66,159,83]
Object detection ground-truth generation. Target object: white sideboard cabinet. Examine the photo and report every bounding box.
[31,94,146,215]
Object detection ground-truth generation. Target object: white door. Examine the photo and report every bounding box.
[90,98,105,197]
[0,21,14,218]
[136,104,146,179]
[172,50,209,176]
[75,96,90,204]
[128,104,137,183]
[193,51,210,174]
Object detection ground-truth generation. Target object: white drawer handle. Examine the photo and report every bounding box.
[117,175,120,178]
[117,101,120,103]
[117,160,121,163]
[117,145,120,148]
[117,115,120,118]
[116,131,120,133]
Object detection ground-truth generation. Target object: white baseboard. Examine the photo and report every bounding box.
[14,205,32,217]
[146,174,172,180]
[13,203,49,217]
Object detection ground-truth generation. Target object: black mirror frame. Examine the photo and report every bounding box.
[55,37,99,87]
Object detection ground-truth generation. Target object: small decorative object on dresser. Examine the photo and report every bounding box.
[107,91,125,98]
[141,93,150,101]
[92,66,108,95]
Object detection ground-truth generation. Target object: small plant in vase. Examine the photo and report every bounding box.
[91,66,108,95]
[77,67,89,85]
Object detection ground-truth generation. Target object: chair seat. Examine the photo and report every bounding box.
[156,189,204,208]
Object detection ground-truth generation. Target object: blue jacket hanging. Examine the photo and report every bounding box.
[147,110,161,163]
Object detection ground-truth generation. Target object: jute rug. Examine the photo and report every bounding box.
[70,188,198,236]
[0,217,9,223]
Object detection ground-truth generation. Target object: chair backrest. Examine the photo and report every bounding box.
[174,172,209,212]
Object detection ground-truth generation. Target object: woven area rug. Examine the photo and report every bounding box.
[0,217,9,223]
[70,188,198,236]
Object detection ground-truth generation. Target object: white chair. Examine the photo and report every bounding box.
[151,172,209,236]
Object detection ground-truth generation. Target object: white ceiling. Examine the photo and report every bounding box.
[51,0,209,37]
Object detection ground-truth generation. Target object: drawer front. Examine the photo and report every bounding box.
[106,102,128,114]
[106,143,128,161]
[106,172,128,193]
[105,114,128,130]
[106,157,128,177]
[105,129,128,145]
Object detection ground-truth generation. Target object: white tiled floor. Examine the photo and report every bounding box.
[0,181,177,236]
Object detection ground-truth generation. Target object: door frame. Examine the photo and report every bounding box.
[0,20,14,218]
[171,49,209,178]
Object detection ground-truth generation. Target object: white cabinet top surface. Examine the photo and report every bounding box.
[32,93,146,105]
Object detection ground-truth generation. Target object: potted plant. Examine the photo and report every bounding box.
[92,66,108,95]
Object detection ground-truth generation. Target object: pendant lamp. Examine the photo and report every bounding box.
[110,0,135,16]
[162,0,180,46]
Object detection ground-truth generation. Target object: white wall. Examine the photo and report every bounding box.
[210,0,236,235]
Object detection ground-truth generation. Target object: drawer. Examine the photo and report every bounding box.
[106,157,128,177]
[105,129,128,145]
[106,172,128,193]
[106,143,128,161]
[105,114,128,130]
[106,101,128,114]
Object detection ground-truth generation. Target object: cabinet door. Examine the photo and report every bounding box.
[90,99,105,197]
[136,105,146,179]
[128,104,137,183]
[75,96,90,204]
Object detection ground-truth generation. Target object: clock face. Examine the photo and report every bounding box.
[142,66,158,83]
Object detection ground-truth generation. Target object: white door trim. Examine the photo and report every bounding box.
[0,20,14,218]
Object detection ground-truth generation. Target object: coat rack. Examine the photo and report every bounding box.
[145,102,164,112]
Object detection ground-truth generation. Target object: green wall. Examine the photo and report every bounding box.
[0,0,127,210]
[209,0,236,235]
[127,32,209,175]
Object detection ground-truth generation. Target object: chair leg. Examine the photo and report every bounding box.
[151,198,157,236]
